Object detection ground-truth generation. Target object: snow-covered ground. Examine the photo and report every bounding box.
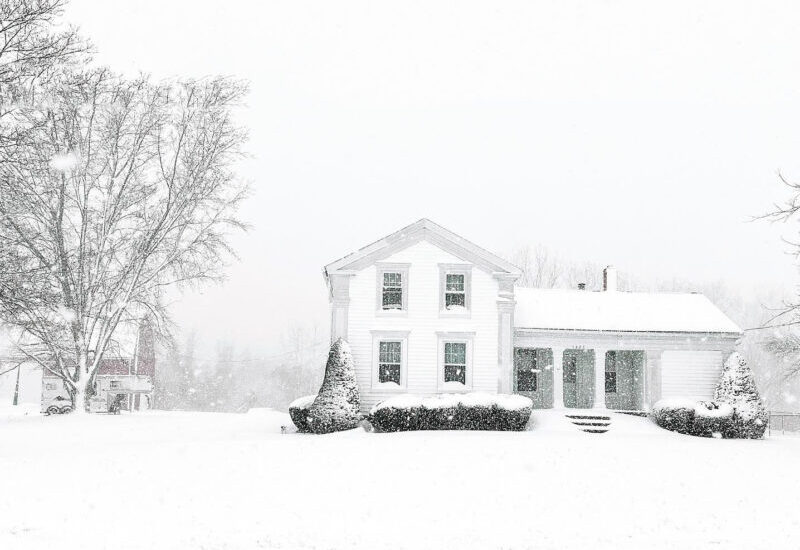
[1,408,799,550]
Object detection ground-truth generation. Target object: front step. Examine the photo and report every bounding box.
[565,413,612,434]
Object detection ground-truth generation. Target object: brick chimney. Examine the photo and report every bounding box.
[603,266,617,292]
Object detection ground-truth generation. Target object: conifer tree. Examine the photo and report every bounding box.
[307,338,360,434]
[714,352,768,438]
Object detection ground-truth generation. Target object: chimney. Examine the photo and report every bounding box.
[603,266,617,292]
[577,283,586,290]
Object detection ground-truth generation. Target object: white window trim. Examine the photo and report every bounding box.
[371,330,410,391]
[438,264,472,318]
[436,331,474,391]
[375,263,410,316]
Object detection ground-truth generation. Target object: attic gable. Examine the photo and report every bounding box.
[324,218,521,277]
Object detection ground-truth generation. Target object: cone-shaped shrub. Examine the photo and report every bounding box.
[714,352,768,439]
[307,338,361,434]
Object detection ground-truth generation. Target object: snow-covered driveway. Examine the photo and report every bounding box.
[1,409,798,550]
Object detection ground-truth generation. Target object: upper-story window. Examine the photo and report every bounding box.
[376,263,410,314]
[439,264,472,315]
[382,272,403,310]
[445,274,465,309]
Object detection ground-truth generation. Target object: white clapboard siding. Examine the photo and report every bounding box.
[347,240,500,413]
[660,350,723,401]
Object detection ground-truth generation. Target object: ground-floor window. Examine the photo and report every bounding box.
[372,331,409,389]
[378,341,402,384]
[443,342,467,384]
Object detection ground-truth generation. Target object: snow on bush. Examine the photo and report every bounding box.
[651,399,737,438]
[651,398,697,435]
[307,338,361,434]
[288,395,316,433]
[692,401,735,438]
[714,352,768,439]
[368,392,533,432]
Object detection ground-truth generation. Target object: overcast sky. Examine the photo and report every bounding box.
[64,0,800,355]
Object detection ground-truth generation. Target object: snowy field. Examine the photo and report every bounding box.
[1,408,799,550]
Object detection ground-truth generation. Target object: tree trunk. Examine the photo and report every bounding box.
[71,380,89,414]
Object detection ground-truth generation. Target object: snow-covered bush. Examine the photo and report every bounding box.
[307,339,361,434]
[692,401,735,438]
[288,395,316,433]
[650,398,697,434]
[714,352,768,439]
[368,393,533,432]
[651,399,737,438]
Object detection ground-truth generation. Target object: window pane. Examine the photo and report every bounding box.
[446,274,464,291]
[383,290,402,308]
[605,371,617,393]
[516,368,537,392]
[379,341,401,363]
[383,272,402,287]
[444,342,466,364]
[444,365,466,384]
[445,292,466,308]
[379,363,401,384]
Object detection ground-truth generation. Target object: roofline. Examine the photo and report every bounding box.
[324,218,522,277]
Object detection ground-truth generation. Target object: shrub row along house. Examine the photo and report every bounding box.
[323,219,742,413]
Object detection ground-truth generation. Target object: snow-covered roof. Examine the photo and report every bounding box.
[514,288,742,334]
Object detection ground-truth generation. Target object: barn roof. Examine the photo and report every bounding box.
[514,288,742,335]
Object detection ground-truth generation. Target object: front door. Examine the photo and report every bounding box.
[563,349,595,408]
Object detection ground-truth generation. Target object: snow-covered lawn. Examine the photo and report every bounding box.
[1,409,799,550]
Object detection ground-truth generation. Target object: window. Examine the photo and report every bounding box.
[376,264,409,313]
[444,342,467,384]
[439,265,471,315]
[382,272,403,310]
[605,351,618,393]
[605,371,617,393]
[378,341,402,384]
[564,356,577,384]
[110,380,121,389]
[445,274,465,309]
[372,331,409,389]
[514,349,539,392]
[45,383,57,391]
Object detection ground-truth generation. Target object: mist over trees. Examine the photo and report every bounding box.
[154,324,327,412]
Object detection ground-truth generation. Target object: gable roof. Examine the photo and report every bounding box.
[514,288,742,335]
[324,218,522,277]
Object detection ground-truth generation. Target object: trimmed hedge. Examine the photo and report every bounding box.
[288,394,316,433]
[368,393,533,432]
[651,399,736,438]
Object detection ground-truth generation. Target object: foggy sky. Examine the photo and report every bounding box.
[65,0,800,355]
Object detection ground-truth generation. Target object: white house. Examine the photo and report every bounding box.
[323,219,742,413]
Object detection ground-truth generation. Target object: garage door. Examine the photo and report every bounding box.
[661,350,723,401]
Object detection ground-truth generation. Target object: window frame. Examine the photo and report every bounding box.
[437,332,474,391]
[375,263,410,316]
[371,331,410,390]
[438,264,472,317]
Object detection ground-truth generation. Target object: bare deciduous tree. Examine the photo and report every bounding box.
[0,68,249,411]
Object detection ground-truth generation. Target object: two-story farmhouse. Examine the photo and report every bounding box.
[323,219,742,413]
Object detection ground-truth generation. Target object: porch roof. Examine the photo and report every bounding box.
[514,288,742,335]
